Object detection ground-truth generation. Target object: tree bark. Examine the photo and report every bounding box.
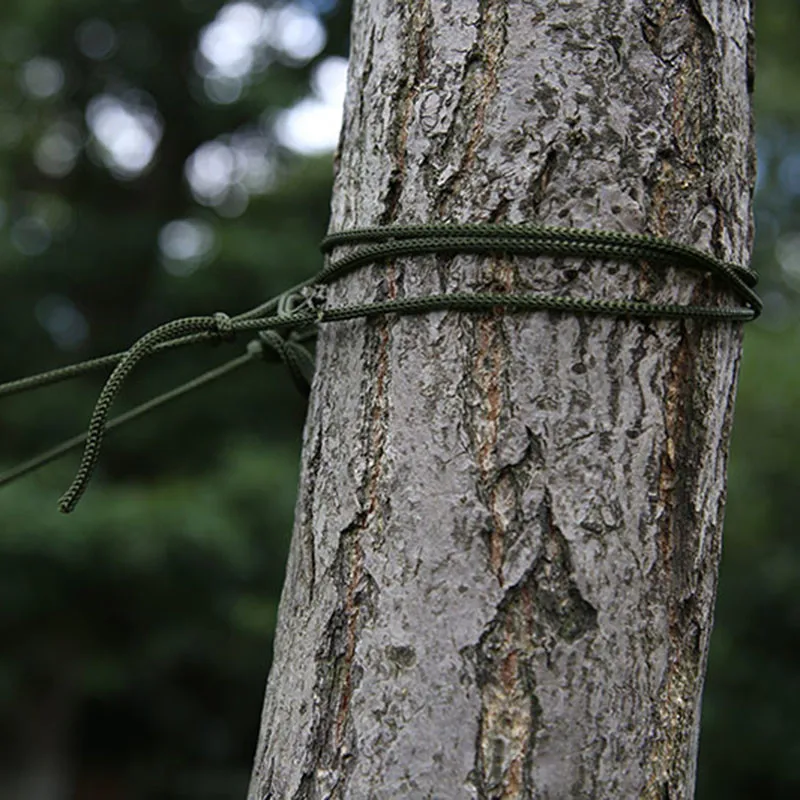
[249,1,755,798]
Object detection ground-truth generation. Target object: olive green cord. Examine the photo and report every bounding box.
[0,334,222,399]
[0,223,761,512]
[0,351,256,488]
[319,224,760,316]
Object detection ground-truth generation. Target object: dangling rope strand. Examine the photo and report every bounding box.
[57,315,237,512]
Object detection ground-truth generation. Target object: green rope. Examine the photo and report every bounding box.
[252,331,316,397]
[319,224,760,317]
[0,293,317,399]
[0,351,256,489]
[0,223,760,512]
[0,327,314,504]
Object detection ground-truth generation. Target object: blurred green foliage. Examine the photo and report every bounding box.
[0,0,348,796]
[0,0,796,798]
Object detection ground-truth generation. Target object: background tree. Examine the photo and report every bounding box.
[0,0,797,798]
[0,1,349,797]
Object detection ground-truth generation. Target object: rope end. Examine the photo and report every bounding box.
[58,484,82,514]
[58,496,76,514]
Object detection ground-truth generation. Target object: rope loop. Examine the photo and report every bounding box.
[319,224,761,320]
[277,291,304,317]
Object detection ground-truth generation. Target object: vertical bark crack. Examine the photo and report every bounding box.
[294,525,377,800]
[292,293,392,800]
[646,324,717,798]
[381,0,432,224]
[472,489,598,798]
[435,0,509,215]
[466,253,518,585]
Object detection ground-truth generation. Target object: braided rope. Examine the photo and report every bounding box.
[0,223,759,512]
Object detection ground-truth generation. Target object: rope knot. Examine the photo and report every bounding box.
[248,330,314,397]
[213,312,235,342]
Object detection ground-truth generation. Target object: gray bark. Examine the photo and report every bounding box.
[249,1,755,798]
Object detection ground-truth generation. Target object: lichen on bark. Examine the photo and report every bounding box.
[249,1,755,798]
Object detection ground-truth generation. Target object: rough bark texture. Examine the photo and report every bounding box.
[249,1,755,798]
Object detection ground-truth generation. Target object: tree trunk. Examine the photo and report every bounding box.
[249,1,755,797]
